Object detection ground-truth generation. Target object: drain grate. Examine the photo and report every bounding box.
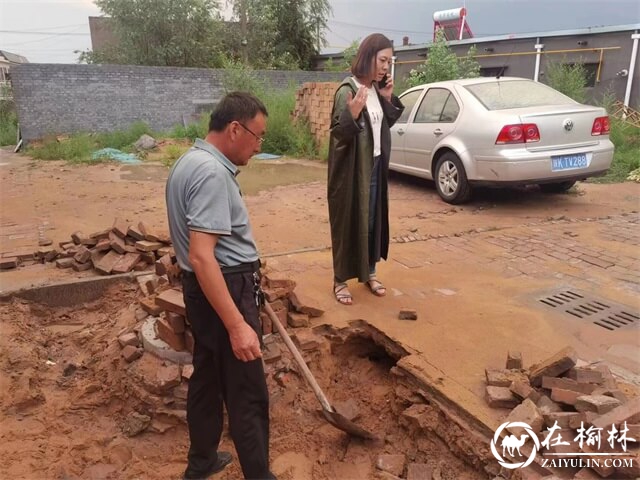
[538,290,640,331]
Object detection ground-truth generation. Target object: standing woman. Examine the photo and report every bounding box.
[327,33,404,305]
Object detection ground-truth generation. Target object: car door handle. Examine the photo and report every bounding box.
[433,129,443,136]
[396,128,405,136]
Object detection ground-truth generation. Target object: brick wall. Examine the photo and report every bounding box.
[293,82,340,148]
[11,64,345,142]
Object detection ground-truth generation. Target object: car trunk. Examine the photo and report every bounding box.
[517,104,605,151]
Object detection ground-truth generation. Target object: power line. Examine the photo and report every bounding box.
[329,19,430,35]
[1,23,87,32]
[0,30,89,35]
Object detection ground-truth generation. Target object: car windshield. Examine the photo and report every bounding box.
[464,80,575,110]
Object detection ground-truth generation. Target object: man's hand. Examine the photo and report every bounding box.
[228,321,262,362]
[189,231,262,362]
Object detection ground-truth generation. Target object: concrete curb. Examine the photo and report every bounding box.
[0,272,144,307]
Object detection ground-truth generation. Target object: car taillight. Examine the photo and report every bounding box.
[591,116,610,136]
[495,124,540,144]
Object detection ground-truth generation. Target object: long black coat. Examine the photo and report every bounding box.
[327,77,404,283]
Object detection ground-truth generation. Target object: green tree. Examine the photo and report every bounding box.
[78,0,225,67]
[407,28,480,87]
[458,45,481,79]
[545,59,588,103]
[227,0,331,70]
[324,40,359,73]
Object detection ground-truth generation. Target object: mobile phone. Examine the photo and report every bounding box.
[378,74,388,89]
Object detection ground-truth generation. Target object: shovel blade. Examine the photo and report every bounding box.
[321,407,378,440]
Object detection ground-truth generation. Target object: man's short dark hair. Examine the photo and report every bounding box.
[209,91,268,132]
[351,33,393,79]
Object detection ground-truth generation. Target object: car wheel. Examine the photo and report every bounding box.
[538,181,576,193]
[435,152,472,204]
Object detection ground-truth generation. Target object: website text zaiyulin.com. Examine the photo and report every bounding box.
[541,457,635,469]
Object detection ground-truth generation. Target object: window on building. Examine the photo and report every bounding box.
[480,66,508,78]
[565,63,598,87]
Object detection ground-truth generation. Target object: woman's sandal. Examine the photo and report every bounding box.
[334,283,353,306]
[366,278,387,297]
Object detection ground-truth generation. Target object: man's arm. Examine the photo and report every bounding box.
[188,230,262,362]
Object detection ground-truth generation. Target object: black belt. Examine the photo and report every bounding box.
[182,259,261,277]
[220,259,261,275]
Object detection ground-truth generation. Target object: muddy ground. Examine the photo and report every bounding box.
[1,148,639,479]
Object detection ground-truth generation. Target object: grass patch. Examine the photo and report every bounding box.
[261,86,319,159]
[96,121,150,149]
[591,118,640,183]
[169,114,209,141]
[24,84,324,164]
[28,134,96,162]
[26,122,153,163]
[160,143,191,166]
[0,110,18,146]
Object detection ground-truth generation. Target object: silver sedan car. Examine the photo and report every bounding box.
[389,77,614,204]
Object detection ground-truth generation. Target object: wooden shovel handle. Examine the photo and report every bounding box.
[263,302,334,413]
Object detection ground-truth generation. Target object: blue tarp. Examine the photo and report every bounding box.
[91,148,141,164]
[253,153,281,160]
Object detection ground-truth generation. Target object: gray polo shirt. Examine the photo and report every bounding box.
[165,138,259,271]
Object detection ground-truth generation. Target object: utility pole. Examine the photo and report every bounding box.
[239,0,248,64]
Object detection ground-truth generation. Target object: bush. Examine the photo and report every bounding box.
[0,110,17,146]
[545,60,587,103]
[593,118,640,183]
[220,66,320,158]
[169,114,209,141]
[221,60,266,97]
[161,143,191,166]
[261,86,317,157]
[0,85,18,146]
[407,29,480,87]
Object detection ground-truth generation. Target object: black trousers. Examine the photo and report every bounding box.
[182,271,274,480]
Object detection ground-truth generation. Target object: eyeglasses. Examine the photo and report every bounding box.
[237,122,264,144]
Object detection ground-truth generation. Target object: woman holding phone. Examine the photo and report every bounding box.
[327,33,404,306]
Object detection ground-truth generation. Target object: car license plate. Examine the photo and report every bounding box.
[551,153,588,172]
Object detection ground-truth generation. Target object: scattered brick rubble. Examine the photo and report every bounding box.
[484,347,640,478]
[113,255,326,437]
[1,217,173,274]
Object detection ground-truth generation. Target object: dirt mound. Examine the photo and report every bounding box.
[0,284,484,479]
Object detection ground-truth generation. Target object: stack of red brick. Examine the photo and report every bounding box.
[112,263,327,435]
[485,346,639,478]
[292,82,340,150]
[133,256,326,359]
[26,217,174,275]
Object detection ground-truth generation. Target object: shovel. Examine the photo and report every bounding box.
[263,302,377,440]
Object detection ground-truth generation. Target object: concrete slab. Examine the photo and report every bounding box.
[266,213,640,438]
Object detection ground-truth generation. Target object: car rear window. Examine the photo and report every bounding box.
[464,80,575,110]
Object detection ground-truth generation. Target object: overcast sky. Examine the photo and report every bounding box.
[1,0,639,63]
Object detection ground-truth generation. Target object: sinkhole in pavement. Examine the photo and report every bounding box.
[0,278,494,480]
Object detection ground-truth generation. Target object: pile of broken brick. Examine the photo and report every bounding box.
[485,346,639,478]
[112,255,325,435]
[118,256,325,363]
[1,218,173,274]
